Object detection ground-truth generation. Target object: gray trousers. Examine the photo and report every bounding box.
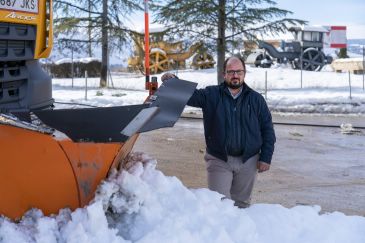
[204,153,259,208]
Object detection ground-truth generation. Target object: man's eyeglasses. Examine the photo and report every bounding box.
[225,70,245,76]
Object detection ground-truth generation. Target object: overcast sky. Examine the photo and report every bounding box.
[130,1,365,39]
[275,0,365,39]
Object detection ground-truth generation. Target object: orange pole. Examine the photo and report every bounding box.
[144,0,150,91]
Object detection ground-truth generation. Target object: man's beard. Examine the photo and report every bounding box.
[226,79,243,89]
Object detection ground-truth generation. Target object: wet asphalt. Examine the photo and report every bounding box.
[134,113,365,215]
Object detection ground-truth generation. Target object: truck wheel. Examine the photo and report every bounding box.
[255,53,272,68]
[192,52,215,69]
[149,50,169,74]
[301,48,325,71]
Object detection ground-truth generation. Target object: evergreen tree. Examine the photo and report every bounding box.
[152,0,306,83]
[54,0,142,87]
[338,48,349,58]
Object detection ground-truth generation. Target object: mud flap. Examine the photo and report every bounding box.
[32,78,197,143]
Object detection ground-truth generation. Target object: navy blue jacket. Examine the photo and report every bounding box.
[187,82,276,164]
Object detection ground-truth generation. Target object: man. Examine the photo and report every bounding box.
[162,56,276,208]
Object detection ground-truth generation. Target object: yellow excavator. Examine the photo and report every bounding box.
[0,0,196,220]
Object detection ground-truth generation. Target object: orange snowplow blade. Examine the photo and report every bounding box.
[0,78,197,220]
[0,124,137,220]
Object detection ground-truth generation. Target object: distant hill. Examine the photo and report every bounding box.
[348,39,365,45]
[347,39,365,55]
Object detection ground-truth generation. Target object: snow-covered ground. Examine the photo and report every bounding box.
[52,65,365,114]
[1,66,365,242]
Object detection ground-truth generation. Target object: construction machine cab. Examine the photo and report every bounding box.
[288,26,328,50]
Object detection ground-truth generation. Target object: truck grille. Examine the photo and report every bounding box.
[0,61,27,106]
[0,22,36,61]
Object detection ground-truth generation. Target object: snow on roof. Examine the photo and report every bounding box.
[290,25,329,33]
[79,57,101,63]
[332,57,364,63]
[55,58,73,65]
[138,24,167,34]
[150,48,167,55]
[55,57,101,65]
[150,27,168,33]
[303,25,329,32]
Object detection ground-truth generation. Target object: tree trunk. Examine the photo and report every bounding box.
[100,0,108,88]
[88,0,92,57]
[217,0,226,84]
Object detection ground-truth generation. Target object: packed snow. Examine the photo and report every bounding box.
[1,66,365,242]
[1,153,365,243]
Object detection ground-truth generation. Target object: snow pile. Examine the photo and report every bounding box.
[340,123,362,134]
[1,152,365,243]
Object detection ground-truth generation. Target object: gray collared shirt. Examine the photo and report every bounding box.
[228,87,243,99]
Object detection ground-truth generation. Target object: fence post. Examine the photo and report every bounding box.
[85,71,88,100]
[71,47,74,88]
[265,70,268,99]
[300,49,303,89]
[348,71,352,99]
[362,45,365,90]
[107,68,114,88]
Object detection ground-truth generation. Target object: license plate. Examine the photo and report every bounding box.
[0,0,38,14]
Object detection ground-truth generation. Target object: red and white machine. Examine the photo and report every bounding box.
[323,26,347,49]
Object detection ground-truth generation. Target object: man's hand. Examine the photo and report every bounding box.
[161,73,178,82]
[257,161,270,173]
